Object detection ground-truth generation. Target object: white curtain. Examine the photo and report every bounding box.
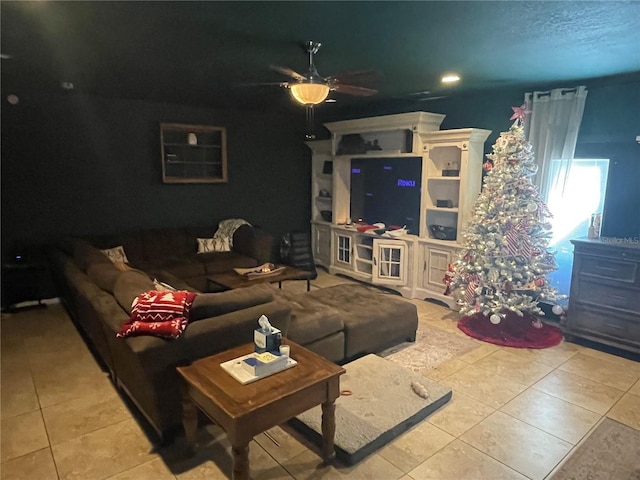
[523,86,588,201]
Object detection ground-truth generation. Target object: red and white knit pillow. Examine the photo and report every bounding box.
[116,290,197,339]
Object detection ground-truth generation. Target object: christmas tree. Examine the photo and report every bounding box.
[445,105,562,327]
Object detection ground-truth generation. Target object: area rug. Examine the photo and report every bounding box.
[550,418,640,480]
[458,311,563,349]
[291,354,452,465]
[378,323,480,373]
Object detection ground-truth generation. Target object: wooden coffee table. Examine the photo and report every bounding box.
[207,264,314,291]
[176,341,345,480]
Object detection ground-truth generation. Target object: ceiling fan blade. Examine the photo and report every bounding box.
[332,83,378,96]
[326,70,379,85]
[235,81,289,87]
[416,95,447,102]
[269,65,307,82]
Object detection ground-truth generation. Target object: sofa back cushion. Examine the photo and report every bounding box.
[190,284,274,320]
[73,239,112,272]
[141,228,193,262]
[113,270,155,314]
[86,233,146,266]
[87,262,123,293]
[233,225,273,264]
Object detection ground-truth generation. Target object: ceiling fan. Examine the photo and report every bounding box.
[267,41,378,107]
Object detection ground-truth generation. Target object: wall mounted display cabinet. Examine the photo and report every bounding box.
[160,123,227,183]
[306,112,490,307]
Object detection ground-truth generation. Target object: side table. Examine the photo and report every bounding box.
[1,258,49,311]
[177,341,345,480]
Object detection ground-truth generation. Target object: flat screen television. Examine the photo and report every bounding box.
[350,156,422,235]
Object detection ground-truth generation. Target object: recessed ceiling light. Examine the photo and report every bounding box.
[441,73,461,84]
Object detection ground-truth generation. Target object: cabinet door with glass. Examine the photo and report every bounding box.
[334,232,354,269]
[160,123,227,183]
[372,239,407,285]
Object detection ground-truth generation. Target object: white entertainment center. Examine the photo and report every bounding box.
[307,112,491,307]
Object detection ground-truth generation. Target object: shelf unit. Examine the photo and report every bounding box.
[420,129,490,242]
[306,140,333,268]
[306,140,333,223]
[160,123,227,183]
[306,113,490,304]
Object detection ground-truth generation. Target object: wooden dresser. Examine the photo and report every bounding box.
[564,238,640,354]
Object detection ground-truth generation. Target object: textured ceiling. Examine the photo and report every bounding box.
[2,1,639,112]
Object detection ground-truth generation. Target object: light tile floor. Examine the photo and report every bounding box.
[1,270,639,479]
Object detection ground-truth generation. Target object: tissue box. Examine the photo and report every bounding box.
[254,327,281,353]
[242,351,288,376]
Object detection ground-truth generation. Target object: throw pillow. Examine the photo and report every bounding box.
[213,218,250,248]
[197,237,230,253]
[101,245,129,264]
[116,290,198,339]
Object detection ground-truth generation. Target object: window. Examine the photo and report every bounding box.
[545,158,609,300]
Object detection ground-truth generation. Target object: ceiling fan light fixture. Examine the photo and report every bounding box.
[290,82,330,105]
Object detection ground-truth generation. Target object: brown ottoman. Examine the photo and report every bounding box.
[305,284,418,360]
[271,286,346,363]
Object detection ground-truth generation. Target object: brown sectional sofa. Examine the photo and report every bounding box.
[48,224,419,443]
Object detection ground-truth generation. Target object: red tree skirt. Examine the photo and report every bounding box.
[458,311,563,349]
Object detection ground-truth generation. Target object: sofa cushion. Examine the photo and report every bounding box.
[307,284,418,359]
[87,262,122,293]
[189,284,274,320]
[269,287,344,346]
[156,256,206,279]
[86,233,146,266]
[113,270,155,314]
[142,228,193,261]
[74,240,112,272]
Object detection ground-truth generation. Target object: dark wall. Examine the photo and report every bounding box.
[575,81,640,238]
[3,76,638,261]
[320,74,639,151]
[1,93,311,259]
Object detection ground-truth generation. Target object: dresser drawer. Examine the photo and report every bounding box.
[575,242,640,263]
[568,306,640,346]
[576,279,640,314]
[578,254,637,283]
